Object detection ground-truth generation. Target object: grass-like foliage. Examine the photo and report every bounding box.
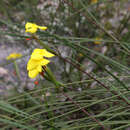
[0,0,130,129]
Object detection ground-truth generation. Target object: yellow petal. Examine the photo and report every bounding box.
[28,69,39,78]
[41,49,55,58]
[31,49,43,60]
[25,22,36,29]
[31,49,54,60]
[25,22,47,33]
[31,53,43,60]
[26,27,37,34]
[25,22,38,34]
[27,59,39,70]
[6,53,22,60]
[38,26,47,31]
[40,58,50,66]
[27,58,49,71]
[37,65,42,72]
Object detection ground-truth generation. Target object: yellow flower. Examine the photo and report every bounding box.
[94,37,102,44]
[25,22,47,34]
[27,49,55,78]
[6,53,22,60]
[91,0,98,4]
[79,53,84,57]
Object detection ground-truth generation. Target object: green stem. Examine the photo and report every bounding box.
[45,67,63,90]
[42,90,54,126]
[32,34,56,55]
[13,60,21,80]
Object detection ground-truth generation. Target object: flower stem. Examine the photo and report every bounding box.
[13,60,21,80]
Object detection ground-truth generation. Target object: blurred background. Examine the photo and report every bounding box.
[0,0,130,129]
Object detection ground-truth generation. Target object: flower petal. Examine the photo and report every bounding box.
[28,69,39,78]
[25,22,38,34]
[31,49,54,59]
[38,26,47,31]
[37,65,42,72]
[41,49,55,58]
[6,53,22,60]
[27,59,38,70]
[40,58,50,66]
[31,53,43,60]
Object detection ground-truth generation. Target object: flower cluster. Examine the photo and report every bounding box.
[25,22,47,34]
[27,49,54,78]
[6,53,22,60]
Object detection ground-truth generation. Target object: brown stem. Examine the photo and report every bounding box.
[40,67,106,129]
[60,57,130,105]
[62,91,107,130]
